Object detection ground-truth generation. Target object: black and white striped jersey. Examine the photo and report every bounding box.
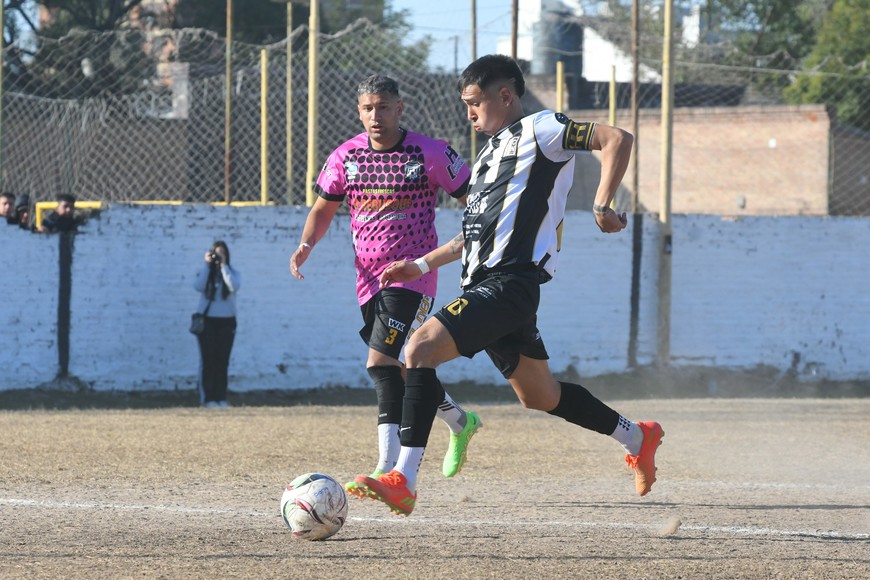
[460,110,596,287]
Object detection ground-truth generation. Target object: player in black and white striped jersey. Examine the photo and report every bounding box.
[357,54,664,516]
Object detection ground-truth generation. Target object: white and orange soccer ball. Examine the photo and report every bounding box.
[280,473,348,541]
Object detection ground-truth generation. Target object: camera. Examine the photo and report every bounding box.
[209,251,220,264]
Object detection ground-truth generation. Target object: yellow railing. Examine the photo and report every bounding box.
[35,200,103,231]
[34,200,273,230]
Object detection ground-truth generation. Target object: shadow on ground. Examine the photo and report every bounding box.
[2,365,868,411]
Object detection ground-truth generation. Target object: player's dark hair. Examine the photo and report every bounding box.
[56,193,76,204]
[0,191,14,201]
[358,74,400,98]
[457,54,525,97]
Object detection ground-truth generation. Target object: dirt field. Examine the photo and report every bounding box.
[1,397,868,579]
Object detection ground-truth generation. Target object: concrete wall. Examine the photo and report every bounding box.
[2,205,868,392]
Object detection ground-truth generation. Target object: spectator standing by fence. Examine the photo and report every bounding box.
[0,192,14,223]
[11,194,33,231]
[39,194,80,233]
[193,241,241,408]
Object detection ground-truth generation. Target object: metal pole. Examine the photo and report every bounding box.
[0,0,5,180]
[305,0,319,206]
[260,49,268,205]
[224,0,233,204]
[286,2,294,205]
[453,35,458,75]
[511,0,518,59]
[658,0,674,367]
[627,0,643,368]
[556,60,564,112]
[470,0,477,160]
[631,0,640,212]
[608,64,616,126]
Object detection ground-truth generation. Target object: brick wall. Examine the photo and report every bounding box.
[566,105,832,216]
[1,206,868,391]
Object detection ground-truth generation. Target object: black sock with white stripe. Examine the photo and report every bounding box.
[548,381,621,435]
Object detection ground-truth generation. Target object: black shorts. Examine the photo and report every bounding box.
[359,287,433,360]
[433,269,548,378]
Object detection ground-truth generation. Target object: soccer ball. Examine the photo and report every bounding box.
[280,473,348,541]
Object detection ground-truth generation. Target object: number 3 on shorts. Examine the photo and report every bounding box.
[385,328,398,345]
[446,297,469,316]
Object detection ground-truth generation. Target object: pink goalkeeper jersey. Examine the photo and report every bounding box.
[315,129,470,305]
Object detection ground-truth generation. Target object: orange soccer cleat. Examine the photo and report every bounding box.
[625,421,664,496]
[355,470,416,516]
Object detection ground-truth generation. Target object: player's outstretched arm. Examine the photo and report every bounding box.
[380,232,464,288]
[590,124,633,234]
[290,197,340,280]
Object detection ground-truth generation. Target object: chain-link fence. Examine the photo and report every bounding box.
[1,20,470,206]
[2,17,868,214]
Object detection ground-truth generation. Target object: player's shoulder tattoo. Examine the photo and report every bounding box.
[561,118,596,151]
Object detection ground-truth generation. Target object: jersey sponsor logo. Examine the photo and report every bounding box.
[403,160,424,181]
[465,189,489,216]
[388,318,407,332]
[320,160,332,178]
[555,112,569,125]
[444,145,465,180]
[345,161,360,181]
[406,295,432,342]
[415,295,432,324]
[503,135,520,158]
[355,196,411,212]
[355,213,407,222]
[563,120,595,150]
[468,285,495,299]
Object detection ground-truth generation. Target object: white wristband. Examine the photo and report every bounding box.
[299,242,311,250]
[413,257,430,274]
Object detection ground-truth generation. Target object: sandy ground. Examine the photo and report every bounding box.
[1,398,869,579]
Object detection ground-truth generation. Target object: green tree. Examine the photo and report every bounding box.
[173,0,287,44]
[784,0,870,130]
[710,0,825,65]
[319,5,429,72]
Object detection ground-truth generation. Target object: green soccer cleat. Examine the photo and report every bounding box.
[344,469,383,499]
[442,410,482,478]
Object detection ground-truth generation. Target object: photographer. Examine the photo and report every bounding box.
[192,241,241,408]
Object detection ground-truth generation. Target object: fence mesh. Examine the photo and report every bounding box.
[1,20,469,207]
[2,17,868,215]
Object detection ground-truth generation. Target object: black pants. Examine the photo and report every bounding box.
[197,316,236,404]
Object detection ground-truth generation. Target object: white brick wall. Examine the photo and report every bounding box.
[1,206,868,391]
[669,215,870,378]
[1,227,59,386]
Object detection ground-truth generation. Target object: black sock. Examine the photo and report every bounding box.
[547,381,620,435]
[401,368,444,447]
[367,365,404,425]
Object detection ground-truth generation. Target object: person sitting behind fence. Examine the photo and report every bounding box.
[0,192,14,223]
[12,193,33,231]
[39,193,80,233]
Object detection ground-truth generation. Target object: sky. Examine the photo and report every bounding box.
[390,1,515,73]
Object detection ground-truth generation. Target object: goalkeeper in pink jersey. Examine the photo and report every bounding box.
[289,74,482,504]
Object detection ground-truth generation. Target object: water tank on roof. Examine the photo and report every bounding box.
[531,10,583,76]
